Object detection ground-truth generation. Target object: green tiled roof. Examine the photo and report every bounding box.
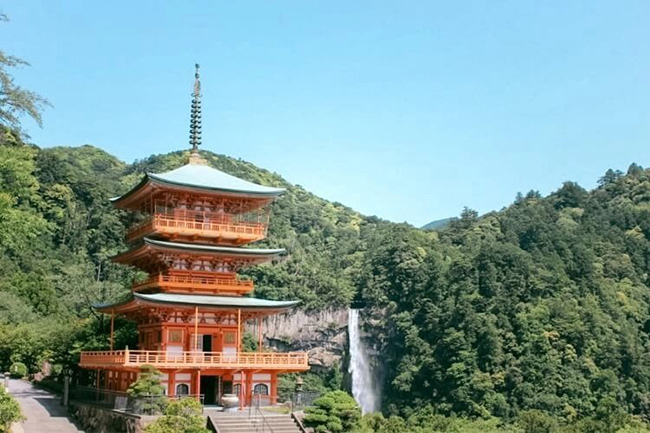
[138,293,299,308]
[96,293,299,311]
[150,164,285,195]
[143,238,285,256]
[111,163,285,202]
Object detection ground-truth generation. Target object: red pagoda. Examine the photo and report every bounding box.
[79,65,309,408]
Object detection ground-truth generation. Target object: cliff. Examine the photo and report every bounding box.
[253,309,349,372]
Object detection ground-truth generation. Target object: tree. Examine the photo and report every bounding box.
[0,15,49,134]
[516,410,558,433]
[304,390,361,433]
[127,365,167,415]
[9,363,27,379]
[144,399,208,433]
[0,385,22,432]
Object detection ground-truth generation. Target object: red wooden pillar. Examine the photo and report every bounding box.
[168,371,176,396]
[239,371,245,410]
[237,309,242,352]
[246,371,253,406]
[270,372,278,405]
[194,307,199,352]
[194,369,201,399]
[257,317,263,353]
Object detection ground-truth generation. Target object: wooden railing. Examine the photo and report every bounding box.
[126,213,267,243]
[133,274,254,293]
[80,349,309,370]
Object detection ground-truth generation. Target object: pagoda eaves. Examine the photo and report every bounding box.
[95,292,299,315]
[112,163,285,211]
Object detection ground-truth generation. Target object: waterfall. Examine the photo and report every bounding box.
[348,308,380,414]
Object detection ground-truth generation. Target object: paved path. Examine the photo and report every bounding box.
[7,379,83,433]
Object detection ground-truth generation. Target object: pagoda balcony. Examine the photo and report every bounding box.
[79,349,309,371]
[133,274,254,295]
[126,213,267,245]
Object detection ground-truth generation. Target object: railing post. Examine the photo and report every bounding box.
[125,346,130,365]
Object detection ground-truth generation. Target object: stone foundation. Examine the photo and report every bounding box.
[68,401,157,433]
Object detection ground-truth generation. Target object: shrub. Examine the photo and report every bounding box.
[359,412,386,432]
[304,390,361,433]
[377,416,409,433]
[516,410,559,433]
[9,363,27,379]
[127,365,167,415]
[144,398,208,433]
[0,385,22,432]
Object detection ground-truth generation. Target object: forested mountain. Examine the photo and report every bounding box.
[1,127,650,430]
[359,166,650,430]
[0,128,393,373]
[422,217,453,231]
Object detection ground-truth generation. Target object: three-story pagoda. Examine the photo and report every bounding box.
[79,65,309,408]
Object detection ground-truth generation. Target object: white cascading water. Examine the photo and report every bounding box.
[348,308,380,414]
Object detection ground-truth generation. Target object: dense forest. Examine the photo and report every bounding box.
[2,122,650,431]
[359,164,650,431]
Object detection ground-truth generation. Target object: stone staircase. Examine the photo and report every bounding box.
[207,412,303,433]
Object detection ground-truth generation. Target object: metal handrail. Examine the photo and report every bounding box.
[249,392,274,433]
[291,412,308,433]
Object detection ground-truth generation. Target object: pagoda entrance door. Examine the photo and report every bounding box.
[200,375,219,405]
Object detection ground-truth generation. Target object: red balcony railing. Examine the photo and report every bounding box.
[80,349,309,371]
[133,274,254,294]
[127,213,267,244]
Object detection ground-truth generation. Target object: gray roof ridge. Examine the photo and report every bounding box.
[93,292,300,310]
[143,237,286,255]
[111,161,286,204]
[146,163,286,196]
[135,292,300,308]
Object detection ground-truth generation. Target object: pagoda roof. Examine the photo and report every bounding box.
[113,238,285,266]
[96,293,299,314]
[145,238,284,256]
[112,161,285,208]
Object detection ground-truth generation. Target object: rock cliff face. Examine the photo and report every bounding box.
[255,309,349,372]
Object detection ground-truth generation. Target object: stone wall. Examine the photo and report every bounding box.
[68,401,157,433]
[251,308,349,372]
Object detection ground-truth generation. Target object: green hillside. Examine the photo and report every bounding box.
[422,217,453,231]
[359,166,650,431]
[2,127,650,431]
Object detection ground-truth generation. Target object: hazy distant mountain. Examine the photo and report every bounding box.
[421,217,452,230]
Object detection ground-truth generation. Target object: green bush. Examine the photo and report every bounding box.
[304,390,361,433]
[0,385,22,432]
[127,365,167,415]
[359,412,386,432]
[144,398,208,433]
[9,363,27,379]
[516,410,559,433]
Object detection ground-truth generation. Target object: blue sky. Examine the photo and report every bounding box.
[3,1,649,226]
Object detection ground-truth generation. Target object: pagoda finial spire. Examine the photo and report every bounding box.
[189,63,202,154]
